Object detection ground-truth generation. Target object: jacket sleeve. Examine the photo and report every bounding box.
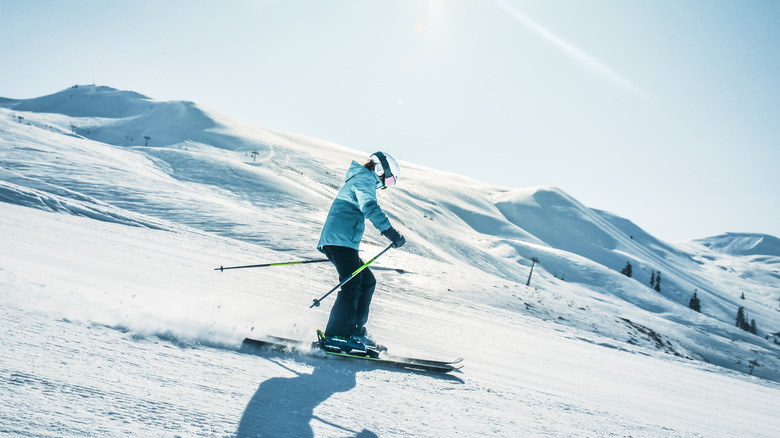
[353,172,392,232]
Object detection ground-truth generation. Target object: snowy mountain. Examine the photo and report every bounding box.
[2,85,779,437]
[695,233,780,257]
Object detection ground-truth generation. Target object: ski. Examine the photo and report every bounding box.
[320,350,462,374]
[241,336,463,374]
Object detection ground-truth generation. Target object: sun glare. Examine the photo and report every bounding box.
[492,0,648,99]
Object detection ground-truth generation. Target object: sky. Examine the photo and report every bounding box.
[1,0,779,242]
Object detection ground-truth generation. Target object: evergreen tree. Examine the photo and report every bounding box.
[621,261,633,278]
[749,319,758,335]
[689,291,701,312]
[735,306,753,332]
[740,292,745,300]
[650,271,656,287]
[735,306,746,329]
[654,271,662,292]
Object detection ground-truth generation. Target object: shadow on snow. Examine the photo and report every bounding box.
[236,346,463,437]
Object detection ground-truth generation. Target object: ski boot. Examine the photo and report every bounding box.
[317,330,381,358]
[351,327,387,353]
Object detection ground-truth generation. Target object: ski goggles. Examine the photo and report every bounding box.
[373,151,397,189]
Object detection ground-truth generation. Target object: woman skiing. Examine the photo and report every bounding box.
[317,151,405,352]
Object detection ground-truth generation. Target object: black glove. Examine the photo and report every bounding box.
[382,227,406,248]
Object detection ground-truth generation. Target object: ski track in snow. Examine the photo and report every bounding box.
[4,303,765,438]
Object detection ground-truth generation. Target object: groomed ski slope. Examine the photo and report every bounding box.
[1,85,779,437]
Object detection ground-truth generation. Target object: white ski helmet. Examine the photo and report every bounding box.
[370,151,400,189]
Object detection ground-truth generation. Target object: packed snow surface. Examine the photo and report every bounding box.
[1,85,779,437]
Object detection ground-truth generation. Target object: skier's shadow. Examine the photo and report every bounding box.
[236,356,377,438]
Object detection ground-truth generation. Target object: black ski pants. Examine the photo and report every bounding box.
[322,245,376,338]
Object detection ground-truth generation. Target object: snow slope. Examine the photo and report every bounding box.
[2,85,779,437]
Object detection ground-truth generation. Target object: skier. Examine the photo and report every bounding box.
[317,151,405,352]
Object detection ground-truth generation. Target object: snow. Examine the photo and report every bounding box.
[1,85,779,437]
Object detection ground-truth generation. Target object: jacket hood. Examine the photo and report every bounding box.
[345,160,382,186]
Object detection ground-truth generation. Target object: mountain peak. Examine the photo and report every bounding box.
[1,85,230,148]
[6,84,152,118]
[696,233,780,257]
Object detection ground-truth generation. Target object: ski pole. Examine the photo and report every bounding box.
[310,243,394,308]
[215,258,329,272]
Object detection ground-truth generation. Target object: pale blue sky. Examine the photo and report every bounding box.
[2,0,778,241]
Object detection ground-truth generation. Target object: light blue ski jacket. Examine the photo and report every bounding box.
[317,161,392,252]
